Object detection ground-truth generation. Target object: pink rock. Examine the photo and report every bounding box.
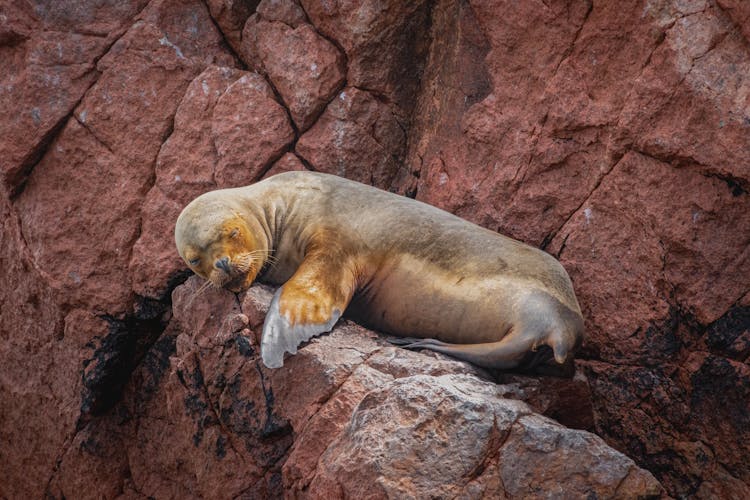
[0,1,147,194]
[257,0,308,28]
[299,0,431,116]
[211,72,295,186]
[296,87,405,188]
[254,20,345,131]
[205,0,256,54]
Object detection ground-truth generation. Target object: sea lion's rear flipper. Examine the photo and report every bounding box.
[260,231,357,368]
[261,287,342,368]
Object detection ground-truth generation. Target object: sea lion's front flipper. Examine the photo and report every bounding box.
[261,287,342,368]
[260,231,357,368]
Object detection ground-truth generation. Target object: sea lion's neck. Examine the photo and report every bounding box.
[235,182,311,285]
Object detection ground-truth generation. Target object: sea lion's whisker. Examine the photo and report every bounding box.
[187,279,213,307]
[248,249,276,259]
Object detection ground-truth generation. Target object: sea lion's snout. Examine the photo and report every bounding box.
[215,256,231,273]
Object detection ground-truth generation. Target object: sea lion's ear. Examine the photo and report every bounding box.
[260,287,341,368]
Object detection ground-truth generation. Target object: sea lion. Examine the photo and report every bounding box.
[175,171,584,370]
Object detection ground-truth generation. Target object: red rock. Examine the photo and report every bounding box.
[299,0,431,117]
[238,13,263,71]
[128,71,227,295]
[254,20,345,131]
[717,0,750,42]
[14,1,232,315]
[393,2,750,492]
[0,198,67,499]
[212,72,295,186]
[205,0,256,54]
[548,151,750,360]
[296,87,406,188]
[306,374,659,498]
[1,1,234,496]
[618,5,750,188]
[257,0,308,27]
[103,281,659,498]
[581,355,750,497]
[0,0,148,195]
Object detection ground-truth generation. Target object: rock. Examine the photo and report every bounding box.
[81,280,659,498]
[392,0,750,494]
[300,0,432,118]
[211,72,295,186]
[296,87,406,189]
[0,198,69,499]
[257,0,308,27]
[13,0,233,315]
[1,1,234,496]
[581,355,750,497]
[717,0,750,50]
[306,373,655,498]
[254,20,345,131]
[205,0,258,54]
[548,151,750,363]
[0,0,148,195]
[238,13,263,71]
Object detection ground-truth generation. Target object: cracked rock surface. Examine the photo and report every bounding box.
[1,0,748,498]
[44,280,662,498]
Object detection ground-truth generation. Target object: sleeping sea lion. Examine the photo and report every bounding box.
[175,171,584,370]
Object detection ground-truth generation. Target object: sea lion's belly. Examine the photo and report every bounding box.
[350,254,523,344]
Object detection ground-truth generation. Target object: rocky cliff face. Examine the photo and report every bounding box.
[1,0,748,498]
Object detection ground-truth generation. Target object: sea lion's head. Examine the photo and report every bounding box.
[175,194,267,293]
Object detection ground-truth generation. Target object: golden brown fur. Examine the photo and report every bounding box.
[175,171,584,370]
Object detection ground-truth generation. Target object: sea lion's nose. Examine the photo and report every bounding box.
[215,257,231,273]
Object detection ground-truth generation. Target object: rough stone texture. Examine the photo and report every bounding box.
[248,16,345,131]
[297,87,407,189]
[397,1,750,495]
[300,0,432,119]
[43,280,661,499]
[14,0,234,316]
[257,0,308,28]
[0,1,234,497]
[2,0,750,498]
[0,0,149,195]
[205,0,258,54]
